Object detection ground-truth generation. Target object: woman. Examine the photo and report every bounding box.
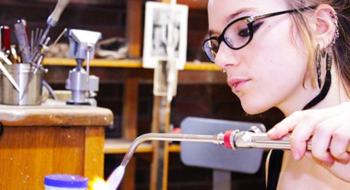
[203,0,350,189]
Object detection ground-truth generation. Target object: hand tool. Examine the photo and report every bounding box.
[14,19,31,63]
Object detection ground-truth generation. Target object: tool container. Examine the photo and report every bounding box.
[1,63,42,105]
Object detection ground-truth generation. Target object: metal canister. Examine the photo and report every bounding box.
[2,64,42,105]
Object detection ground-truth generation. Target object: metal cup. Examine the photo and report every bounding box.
[1,64,43,105]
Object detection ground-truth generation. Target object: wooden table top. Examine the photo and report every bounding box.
[0,101,114,127]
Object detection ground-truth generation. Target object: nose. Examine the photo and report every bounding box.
[214,43,240,69]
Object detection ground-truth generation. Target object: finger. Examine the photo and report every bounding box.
[330,125,350,163]
[268,109,329,139]
[311,118,338,165]
[305,152,333,167]
[305,152,312,159]
[290,120,317,160]
[268,111,304,139]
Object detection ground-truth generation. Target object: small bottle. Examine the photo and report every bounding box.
[44,174,88,190]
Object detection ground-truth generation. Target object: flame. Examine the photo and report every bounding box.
[89,177,111,190]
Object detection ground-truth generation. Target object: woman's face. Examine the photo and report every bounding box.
[208,0,310,114]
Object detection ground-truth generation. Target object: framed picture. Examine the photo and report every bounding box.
[143,2,188,70]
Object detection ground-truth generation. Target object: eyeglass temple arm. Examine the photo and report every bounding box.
[252,5,317,22]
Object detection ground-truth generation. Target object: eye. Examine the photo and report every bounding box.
[238,27,251,37]
[238,22,264,37]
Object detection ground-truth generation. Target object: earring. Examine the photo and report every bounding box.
[326,50,332,72]
[315,44,322,88]
[330,13,340,47]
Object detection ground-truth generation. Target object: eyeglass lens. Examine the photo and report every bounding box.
[204,19,253,62]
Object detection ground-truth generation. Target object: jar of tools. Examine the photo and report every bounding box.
[1,63,43,105]
[44,174,88,190]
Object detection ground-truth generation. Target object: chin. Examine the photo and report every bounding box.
[240,101,271,115]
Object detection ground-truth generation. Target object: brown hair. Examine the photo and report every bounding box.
[287,1,350,91]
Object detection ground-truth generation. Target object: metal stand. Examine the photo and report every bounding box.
[213,170,231,190]
[148,1,183,189]
[150,11,178,190]
[150,95,171,190]
[65,29,101,106]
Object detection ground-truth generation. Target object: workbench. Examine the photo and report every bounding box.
[0,104,113,190]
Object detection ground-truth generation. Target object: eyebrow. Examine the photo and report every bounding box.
[208,8,255,36]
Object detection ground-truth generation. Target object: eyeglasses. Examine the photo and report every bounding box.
[203,6,316,63]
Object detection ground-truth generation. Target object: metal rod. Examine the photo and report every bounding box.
[106,132,223,190]
[120,133,222,167]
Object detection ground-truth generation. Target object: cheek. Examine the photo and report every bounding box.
[238,23,308,114]
[255,20,308,84]
[241,58,307,114]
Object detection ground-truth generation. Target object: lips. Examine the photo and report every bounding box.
[228,78,251,92]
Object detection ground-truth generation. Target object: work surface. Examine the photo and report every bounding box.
[0,103,113,127]
[0,104,113,190]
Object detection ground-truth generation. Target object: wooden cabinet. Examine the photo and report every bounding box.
[0,105,113,190]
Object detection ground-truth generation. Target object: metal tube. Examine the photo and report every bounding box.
[107,133,223,190]
[120,133,223,167]
[233,131,350,152]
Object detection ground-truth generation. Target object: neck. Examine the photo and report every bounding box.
[278,67,349,116]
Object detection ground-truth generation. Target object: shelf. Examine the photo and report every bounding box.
[43,58,142,68]
[104,138,181,154]
[178,0,207,10]
[43,58,221,71]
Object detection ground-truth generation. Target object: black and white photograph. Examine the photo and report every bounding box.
[143,2,188,69]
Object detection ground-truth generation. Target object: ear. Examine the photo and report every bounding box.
[310,4,337,49]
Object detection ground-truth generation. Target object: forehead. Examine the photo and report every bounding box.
[208,0,289,32]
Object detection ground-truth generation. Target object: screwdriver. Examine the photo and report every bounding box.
[14,19,31,63]
[31,0,70,64]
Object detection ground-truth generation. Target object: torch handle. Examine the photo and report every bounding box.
[225,131,350,153]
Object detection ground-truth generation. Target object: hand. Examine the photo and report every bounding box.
[267,102,350,181]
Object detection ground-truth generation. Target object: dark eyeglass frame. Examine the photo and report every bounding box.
[203,6,316,62]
